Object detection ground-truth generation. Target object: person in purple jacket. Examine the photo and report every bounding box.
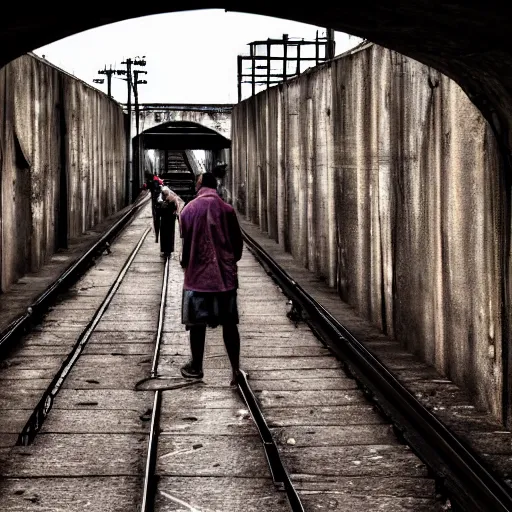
[179,172,243,385]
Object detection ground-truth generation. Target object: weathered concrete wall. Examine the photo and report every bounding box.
[231,43,505,420]
[0,53,126,292]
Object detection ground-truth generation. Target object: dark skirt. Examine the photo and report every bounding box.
[182,289,239,329]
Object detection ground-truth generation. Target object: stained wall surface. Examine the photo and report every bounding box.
[0,54,126,292]
[231,43,504,419]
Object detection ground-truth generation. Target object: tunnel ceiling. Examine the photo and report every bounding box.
[139,121,231,150]
[1,3,511,155]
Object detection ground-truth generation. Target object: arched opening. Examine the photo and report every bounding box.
[134,120,230,201]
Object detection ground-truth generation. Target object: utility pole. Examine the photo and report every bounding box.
[118,57,147,203]
[133,69,147,137]
[93,57,146,203]
[133,69,147,198]
[97,66,115,97]
[116,64,131,205]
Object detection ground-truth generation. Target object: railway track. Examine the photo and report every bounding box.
[0,193,151,358]
[139,252,305,511]
[16,226,152,446]
[2,201,302,510]
[1,197,511,511]
[242,228,512,512]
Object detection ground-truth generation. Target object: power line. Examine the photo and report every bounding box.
[93,56,148,204]
[96,65,116,97]
[93,56,147,102]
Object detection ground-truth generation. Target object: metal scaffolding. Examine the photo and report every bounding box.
[237,29,335,102]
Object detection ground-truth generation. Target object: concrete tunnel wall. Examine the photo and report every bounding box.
[0,53,126,293]
[230,42,505,420]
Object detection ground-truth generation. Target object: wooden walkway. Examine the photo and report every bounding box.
[240,218,512,499]
[0,203,443,511]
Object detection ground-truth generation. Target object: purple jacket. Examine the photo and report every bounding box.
[180,187,243,292]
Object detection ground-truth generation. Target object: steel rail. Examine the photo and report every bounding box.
[140,386,162,512]
[241,227,512,512]
[16,226,151,446]
[237,370,305,512]
[150,255,170,378]
[141,254,170,512]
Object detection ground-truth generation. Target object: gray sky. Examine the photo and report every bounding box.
[33,10,362,104]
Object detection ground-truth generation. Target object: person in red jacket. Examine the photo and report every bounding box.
[179,172,243,385]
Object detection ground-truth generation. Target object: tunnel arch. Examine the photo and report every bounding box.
[133,119,231,195]
[1,4,511,158]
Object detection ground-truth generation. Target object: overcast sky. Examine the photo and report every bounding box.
[33,10,362,104]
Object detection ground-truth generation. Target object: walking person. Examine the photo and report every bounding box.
[156,186,180,257]
[179,172,244,385]
[149,175,164,242]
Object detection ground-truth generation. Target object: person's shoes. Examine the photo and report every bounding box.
[180,362,204,379]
